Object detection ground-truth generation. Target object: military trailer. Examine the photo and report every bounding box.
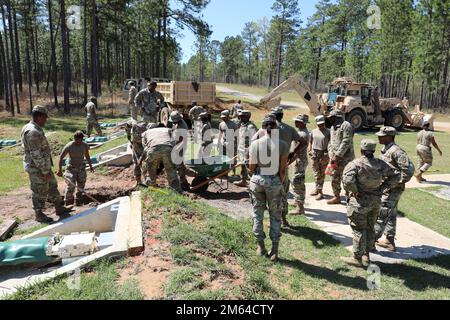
[123,79,216,126]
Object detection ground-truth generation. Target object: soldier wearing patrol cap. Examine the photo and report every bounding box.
[374,126,415,252]
[21,106,72,223]
[135,81,165,124]
[309,115,331,200]
[85,96,103,138]
[341,139,399,267]
[415,120,442,183]
[271,107,307,227]
[235,110,257,187]
[124,120,148,187]
[170,111,190,189]
[197,112,213,160]
[189,101,206,143]
[290,114,310,215]
[327,109,355,205]
[218,110,238,174]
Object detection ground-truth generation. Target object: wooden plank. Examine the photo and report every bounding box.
[0,219,18,241]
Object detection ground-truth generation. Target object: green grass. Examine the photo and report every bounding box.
[10,188,450,300]
[0,115,128,195]
[399,189,450,238]
[142,188,450,300]
[7,259,144,300]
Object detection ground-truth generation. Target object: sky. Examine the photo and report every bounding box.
[177,0,319,63]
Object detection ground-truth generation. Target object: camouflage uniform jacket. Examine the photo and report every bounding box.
[85,102,98,120]
[328,121,355,160]
[238,121,258,157]
[343,156,399,196]
[21,121,53,174]
[380,142,415,187]
[295,128,310,171]
[128,86,138,105]
[189,106,206,121]
[134,89,165,115]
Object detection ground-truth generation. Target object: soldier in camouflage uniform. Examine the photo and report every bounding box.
[341,139,399,268]
[85,96,103,138]
[235,110,258,187]
[218,110,239,175]
[170,111,190,189]
[134,81,165,124]
[248,116,290,262]
[142,123,181,193]
[271,107,306,227]
[415,121,442,183]
[128,81,139,120]
[57,131,94,206]
[231,100,243,119]
[188,101,205,143]
[21,106,71,223]
[125,120,147,187]
[327,110,355,205]
[197,112,214,160]
[290,114,310,215]
[375,127,415,252]
[309,115,330,200]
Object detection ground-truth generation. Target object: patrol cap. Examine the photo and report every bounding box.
[148,81,157,86]
[361,139,377,152]
[315,115,326,125]
[271,107,284,115]
[199,112,210,119]
[293,114,309,124]
[376,126,397,137]
[220,110,230,118]
[240,110,251,117]
[327,110,343,118]
[147,123,158,130]
[32,105,48,117]
[74,130,85,140]
[169,111,182,123]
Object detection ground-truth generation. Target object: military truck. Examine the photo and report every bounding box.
[123,78,216,126]
[260,76,434,131]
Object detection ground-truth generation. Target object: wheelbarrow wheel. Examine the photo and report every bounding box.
[191,176,209,194]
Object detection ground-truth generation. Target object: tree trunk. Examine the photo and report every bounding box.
[47,0,59,108]
[91,0,99,97]
[83,0,88,104]
[12,5,22,93]
[60,0,70,114]
[0,30,11,113]
[6,1,19,114]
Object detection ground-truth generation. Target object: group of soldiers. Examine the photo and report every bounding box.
[21,80,443,266]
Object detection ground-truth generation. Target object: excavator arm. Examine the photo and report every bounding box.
[260,75,322,116]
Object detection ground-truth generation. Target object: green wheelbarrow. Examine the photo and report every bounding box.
[185,155,240,194]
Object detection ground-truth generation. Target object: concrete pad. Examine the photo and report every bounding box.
[301,178,450,264]
[93,144,132,168]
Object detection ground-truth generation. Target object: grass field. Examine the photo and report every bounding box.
[0,114,128,195]
[9,188,449,300]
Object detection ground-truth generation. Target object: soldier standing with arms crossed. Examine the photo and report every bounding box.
[374,127,415,252]
[57,131,95,207]
[21,106,71,223]
[341,139,399,267]
[309,115,330,201]
[248,116,289,262]
[327,110,355,205]
[135,81,165,124]
[415,120,442,183]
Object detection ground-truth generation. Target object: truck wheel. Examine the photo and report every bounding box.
[387,109,405,131]
[160,107,170,127]
[347,109,365,131]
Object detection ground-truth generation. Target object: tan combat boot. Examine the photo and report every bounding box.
[415,172,424,183]
[327,195,341,205]
[269,242,279,262]
[341,256,364,268]
[291,202,305,216]
[310,189,319,197]
[377,238,396,252]
[256,241,268,257]
[315,191,324,201]
[35,210,53,224]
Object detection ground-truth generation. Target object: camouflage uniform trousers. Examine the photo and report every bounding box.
[281,175,290,220]
[292,158,308,205]
[87,117,103,137]
[311,150,329,191]
[130,104,140,121]
[249,175,284,243]
[144,145,181,192]
[375,186,405,241]
[416,145,433,172]
[28,167,63,213]
[131,143,144,180]
[347,194,380,258]
[143,112,158,125]
[64,165,87,204]
[238,150,250,182]
[331,157,352,196]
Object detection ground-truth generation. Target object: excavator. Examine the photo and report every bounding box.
[260,75,435,131]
